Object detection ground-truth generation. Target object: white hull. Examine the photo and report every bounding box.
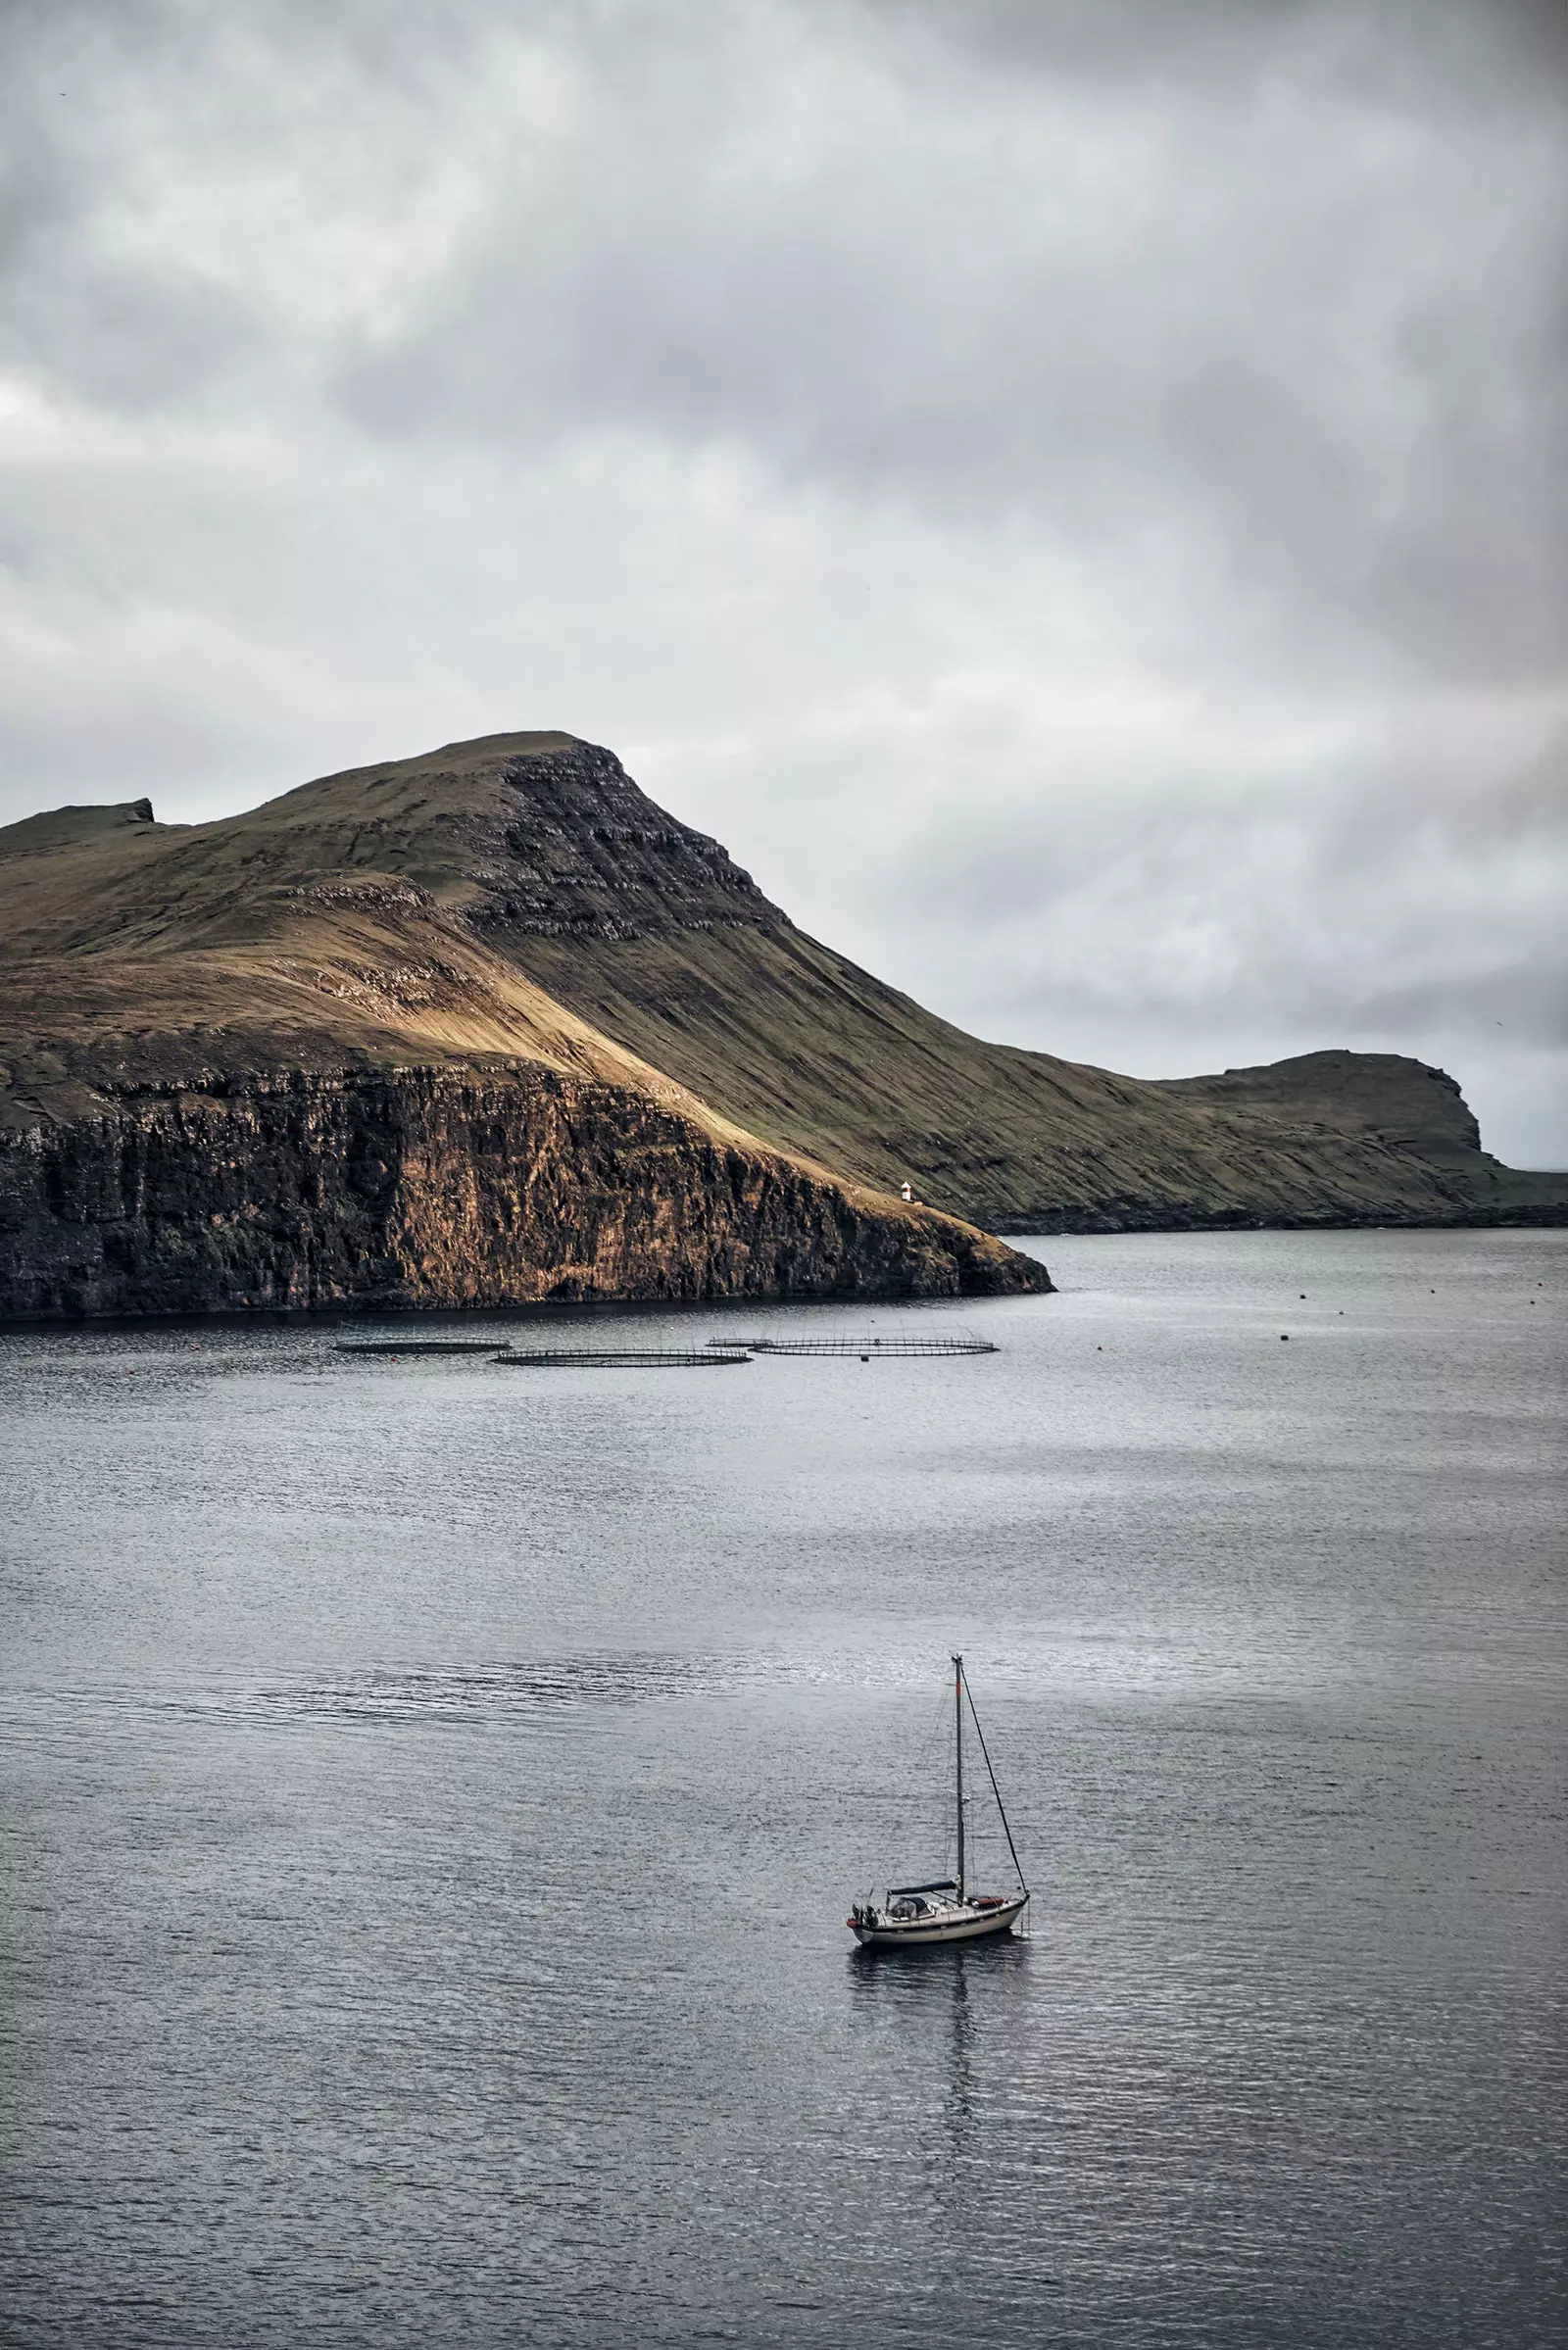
[850,1893,1027,1948]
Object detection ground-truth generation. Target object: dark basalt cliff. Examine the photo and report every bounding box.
[0,1065,1032,1318]
[0,726,1559,1320]
[472,741,780,940]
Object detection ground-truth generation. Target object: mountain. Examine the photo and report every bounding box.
[0,730,1558,1317]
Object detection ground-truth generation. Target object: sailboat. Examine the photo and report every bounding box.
[848,1654,1030,1948]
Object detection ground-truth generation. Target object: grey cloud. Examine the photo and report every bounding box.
[5,1,1563,689]
[334,1,1567,688]
[884,0,1568,100]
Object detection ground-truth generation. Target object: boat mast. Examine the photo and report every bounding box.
[954,1652,965,1901]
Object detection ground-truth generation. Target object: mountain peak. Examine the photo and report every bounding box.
[0,799,158,857]
[469,736,785,944]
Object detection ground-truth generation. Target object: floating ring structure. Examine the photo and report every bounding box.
[336,1336,995,1365]
[713,1334,998,1357]
[495,1347,752,1368]
[335,1340,514,1355]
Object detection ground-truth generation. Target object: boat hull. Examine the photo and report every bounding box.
[850,1894,1028,1948]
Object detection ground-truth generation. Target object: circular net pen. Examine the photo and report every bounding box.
[711,1333,999,1358]
[335,1340,513,1355]
[495,1346,753,1368]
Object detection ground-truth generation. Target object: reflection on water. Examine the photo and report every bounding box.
[2,1228,1564,2348]
[850,1934,1032,2153]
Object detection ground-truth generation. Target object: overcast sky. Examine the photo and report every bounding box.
[3,0,1564,1161]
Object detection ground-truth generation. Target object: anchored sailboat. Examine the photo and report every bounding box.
[848,1654,1030,1948]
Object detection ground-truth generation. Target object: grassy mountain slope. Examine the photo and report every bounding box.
[1,731,1559,1261]
[0,738,1050,1313]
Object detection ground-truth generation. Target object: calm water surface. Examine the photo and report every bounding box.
[2,1230,1564,2347]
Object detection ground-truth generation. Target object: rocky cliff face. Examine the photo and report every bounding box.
[0,1064,1044,1318]
[469,742,782,941]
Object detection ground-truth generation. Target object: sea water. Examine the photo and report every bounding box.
[2,1229,1563,2347]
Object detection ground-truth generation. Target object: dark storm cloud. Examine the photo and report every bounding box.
[0,0,1563,1156]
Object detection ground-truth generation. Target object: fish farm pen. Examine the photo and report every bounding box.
[334,1336,1001,1367]
[713,1334,999,1357]
[495,1347,752,1368]
[335,1340,514,1355]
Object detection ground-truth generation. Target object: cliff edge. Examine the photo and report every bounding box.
[0,738,1047,1315]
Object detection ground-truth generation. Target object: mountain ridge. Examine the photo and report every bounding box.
[0,729,1559,1317]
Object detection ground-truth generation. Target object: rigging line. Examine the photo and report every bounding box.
[962,1674,1029,1895]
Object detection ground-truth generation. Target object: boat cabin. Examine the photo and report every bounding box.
[884,1878,956,1920]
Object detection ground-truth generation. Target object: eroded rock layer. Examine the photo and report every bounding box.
[0,1065,1043,1319]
